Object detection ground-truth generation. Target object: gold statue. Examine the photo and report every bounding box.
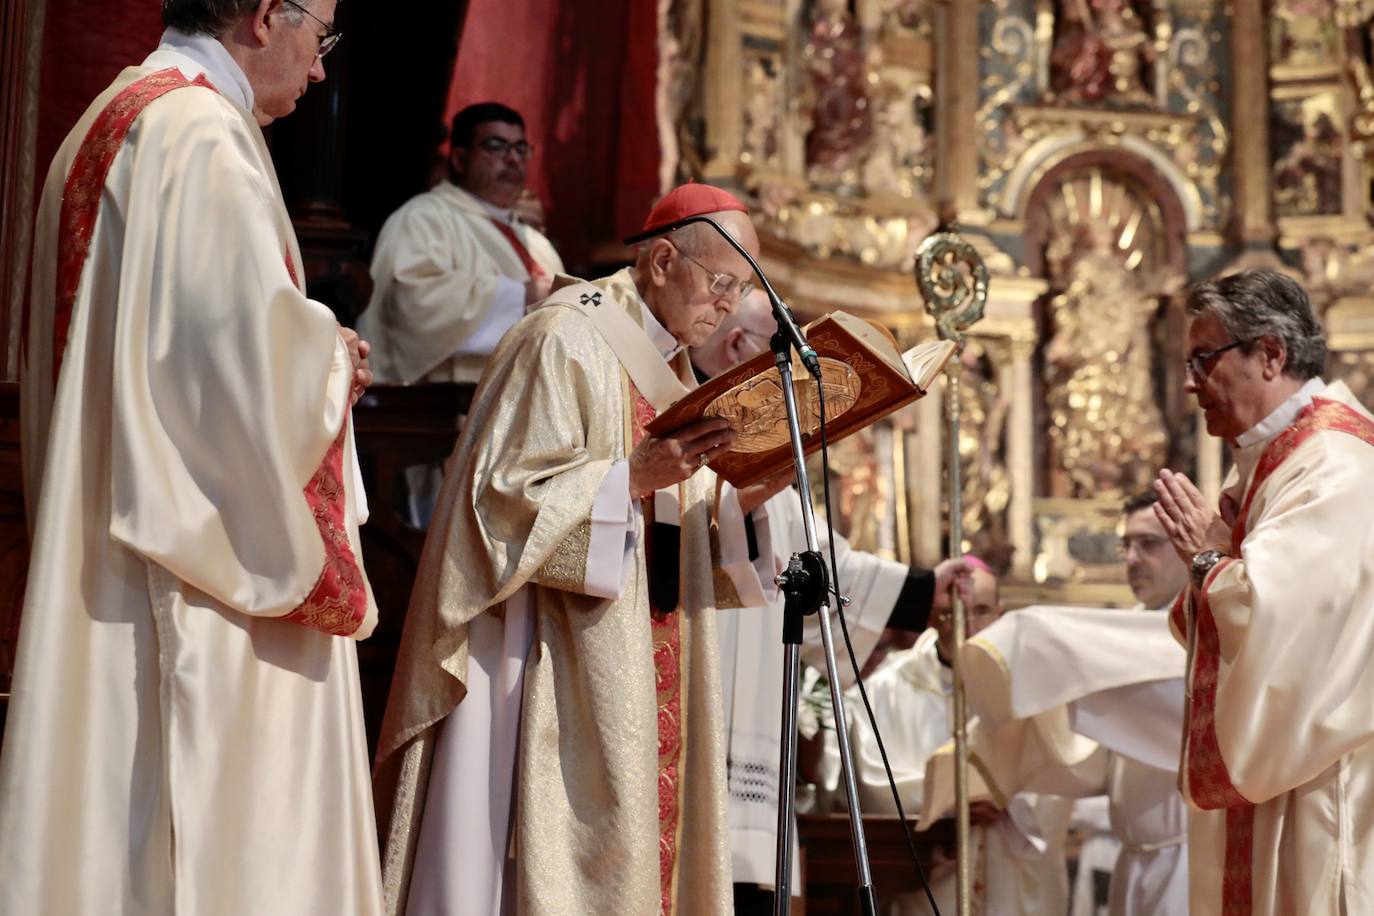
[1043,221,1169,498]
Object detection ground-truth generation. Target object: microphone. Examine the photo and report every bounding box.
[623,215,822,379]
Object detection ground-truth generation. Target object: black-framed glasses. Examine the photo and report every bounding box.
[673,246,756,301]
[1118,534,1170,557]
[1186,340,1247,380]
[283,0,342,58]
[474,137,533,159]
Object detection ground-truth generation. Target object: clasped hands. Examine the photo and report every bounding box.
[338,326,373,405]
[1152,468,1234,564]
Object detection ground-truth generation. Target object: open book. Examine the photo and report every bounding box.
[647,311,957,487]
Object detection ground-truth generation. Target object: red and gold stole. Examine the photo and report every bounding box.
[489,218,547,279]
[1178,397,1374,914]
[49,68,367,637]
[629,381,687,916]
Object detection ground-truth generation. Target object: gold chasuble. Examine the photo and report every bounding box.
[1168,383,1374,915]
[375,269,753,915]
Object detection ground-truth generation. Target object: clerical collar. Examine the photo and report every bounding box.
[638,301,682,361]
[1234,376,1326,449]
[457,183,518,225]
[143,28,255,112]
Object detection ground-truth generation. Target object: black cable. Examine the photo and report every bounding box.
[814,379,942,916]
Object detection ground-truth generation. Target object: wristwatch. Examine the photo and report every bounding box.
[1190,548,1228,589]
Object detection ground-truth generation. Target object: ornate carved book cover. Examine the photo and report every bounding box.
[648,311,957,487]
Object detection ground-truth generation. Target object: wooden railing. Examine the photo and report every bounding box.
[797,813,955,915]
[351,382,472,755]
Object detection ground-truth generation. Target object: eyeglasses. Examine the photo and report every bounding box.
[1186,339,1248,380]
[474,137,533,159]
[673,246,756,301]
[1118,534,1169,557]
[283,0,342,58]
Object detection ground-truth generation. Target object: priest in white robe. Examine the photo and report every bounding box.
[0,3,383,913]
[925,489,1191,916]
[372,184,784,916]
[1152,270,1374,915]
[690,294,971,903]
[835,562,1074,915]
[356,102,564,386]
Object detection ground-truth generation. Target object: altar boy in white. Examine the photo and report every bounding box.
[837,561,1074,915]
[0,2,383,914]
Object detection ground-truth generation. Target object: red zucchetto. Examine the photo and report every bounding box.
[639,183,748,236]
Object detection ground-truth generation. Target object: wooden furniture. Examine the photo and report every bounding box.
[798,813,955,915]
[351,382,471,756]
[0,382,23,745]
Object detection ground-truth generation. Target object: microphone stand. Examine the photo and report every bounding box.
[624,214,876,915]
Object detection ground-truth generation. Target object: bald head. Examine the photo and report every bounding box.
[691,288,777,376]
[632,208,763,349]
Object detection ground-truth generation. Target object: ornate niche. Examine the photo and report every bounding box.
[1018,151,1189,592]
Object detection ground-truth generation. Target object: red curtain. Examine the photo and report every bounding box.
[445,0,662,264]
[35,0,163,196]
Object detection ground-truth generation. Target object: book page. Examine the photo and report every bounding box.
[900,338,958,391]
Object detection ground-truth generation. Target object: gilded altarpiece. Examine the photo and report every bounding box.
[666,0,1374,606]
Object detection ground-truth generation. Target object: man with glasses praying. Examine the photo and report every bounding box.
[356,102,564,525]
[0,1,382,913]
[357,102,564,389]
[374,184,788,915]
[1151,269,1374,915]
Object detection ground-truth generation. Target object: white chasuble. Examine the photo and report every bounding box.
[1,57,381,916]
[830,632,1072,916]
[943,605,1189,916]
[356,180,564,385]
[716,490,910,887]
[373,269,769,916]
[1168,381,1374,916]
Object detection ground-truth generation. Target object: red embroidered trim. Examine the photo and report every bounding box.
[282,426,368,636]
[284,245,301,290]
[489,218,547,279]
[630,382,685,915]
[1168,588,1187,643]
[1231,398,1374,551]
[48,69,216,384]
[1185,557,1244,809]
[1223,805,1256,914]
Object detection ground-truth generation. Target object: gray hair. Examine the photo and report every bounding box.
[163,0,305,36]
[1184,269,1327,380]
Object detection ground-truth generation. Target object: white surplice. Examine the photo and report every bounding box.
[356,181,564,385]
[1171,379,1374,916]
[0,33,382,915]
[831,630,1073,915]
[715,491,910,887]
[951,604,1189,916]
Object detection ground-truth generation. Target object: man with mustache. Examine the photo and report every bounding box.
[356,103,564,524]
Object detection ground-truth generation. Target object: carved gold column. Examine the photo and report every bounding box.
[933,0,983,223]
[1229,0,1277,249]
[703,0,743,181]
[1006,338,1036,579]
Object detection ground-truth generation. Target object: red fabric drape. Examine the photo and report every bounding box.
[35,0,163,198]
[445,0,662,264]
